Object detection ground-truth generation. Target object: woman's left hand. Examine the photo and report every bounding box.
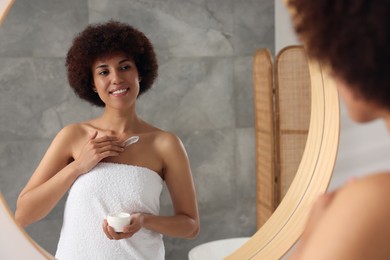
[102,213,144,240]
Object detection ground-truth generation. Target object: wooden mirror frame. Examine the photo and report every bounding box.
[0,1,53,259]
[226,48,340,259]
[0,1,339,259]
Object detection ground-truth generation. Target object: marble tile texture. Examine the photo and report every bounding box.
[0,0,274,259]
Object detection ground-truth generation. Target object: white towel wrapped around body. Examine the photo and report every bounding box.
[55,162,164,260]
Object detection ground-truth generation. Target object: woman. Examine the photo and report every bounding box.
[14,20,199,260]
[287,1,390,259]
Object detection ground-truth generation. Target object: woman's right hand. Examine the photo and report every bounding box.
[73,131,125,174]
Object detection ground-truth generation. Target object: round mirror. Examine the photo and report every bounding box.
[0,1,339,259]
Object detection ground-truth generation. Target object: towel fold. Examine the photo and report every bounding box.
[55,162,164,260]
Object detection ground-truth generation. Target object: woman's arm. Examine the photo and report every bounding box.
[15,125,124,227]
[290,173,390,260]
[150,132,199,238]
[104,132,200,240]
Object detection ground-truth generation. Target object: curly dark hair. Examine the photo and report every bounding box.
[288,0,390,110]
[66,20,158,107]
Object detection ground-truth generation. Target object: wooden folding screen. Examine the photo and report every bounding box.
[255,46,311,228]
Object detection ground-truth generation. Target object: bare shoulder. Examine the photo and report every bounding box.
[52,122,93,157]
[137,119,184,149]
[58,123,83,136]
[55,123,88,143]
[329,173,390,229]
[153,131,183,148]
[301,173,390,260]
[338,173,390,209]
[149,130,189,164]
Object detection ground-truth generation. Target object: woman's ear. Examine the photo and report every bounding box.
[91,83,98,93]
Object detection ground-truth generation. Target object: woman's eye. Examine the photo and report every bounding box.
[98,70,108,76]
[121,65,131,70]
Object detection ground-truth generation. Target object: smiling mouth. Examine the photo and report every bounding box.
[109,88,129,95]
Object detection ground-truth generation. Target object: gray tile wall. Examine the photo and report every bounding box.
[0,0,274,259]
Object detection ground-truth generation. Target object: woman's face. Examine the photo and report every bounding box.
[92,52,141,110]
[334,75,382,123]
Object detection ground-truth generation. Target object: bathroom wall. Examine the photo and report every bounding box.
[0,0,274,259]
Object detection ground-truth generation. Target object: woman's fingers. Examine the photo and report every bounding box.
[102,220,113,240]
[114,232,133,240]
[103,220,134,240]
[95,143,125,152]
[89,136,125,152]
[93,135,120,144]
[87,136,125,158]
[94,144,125,161]
[74,134,127,174]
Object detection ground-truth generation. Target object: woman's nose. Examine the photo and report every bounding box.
[111,71,123,84]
